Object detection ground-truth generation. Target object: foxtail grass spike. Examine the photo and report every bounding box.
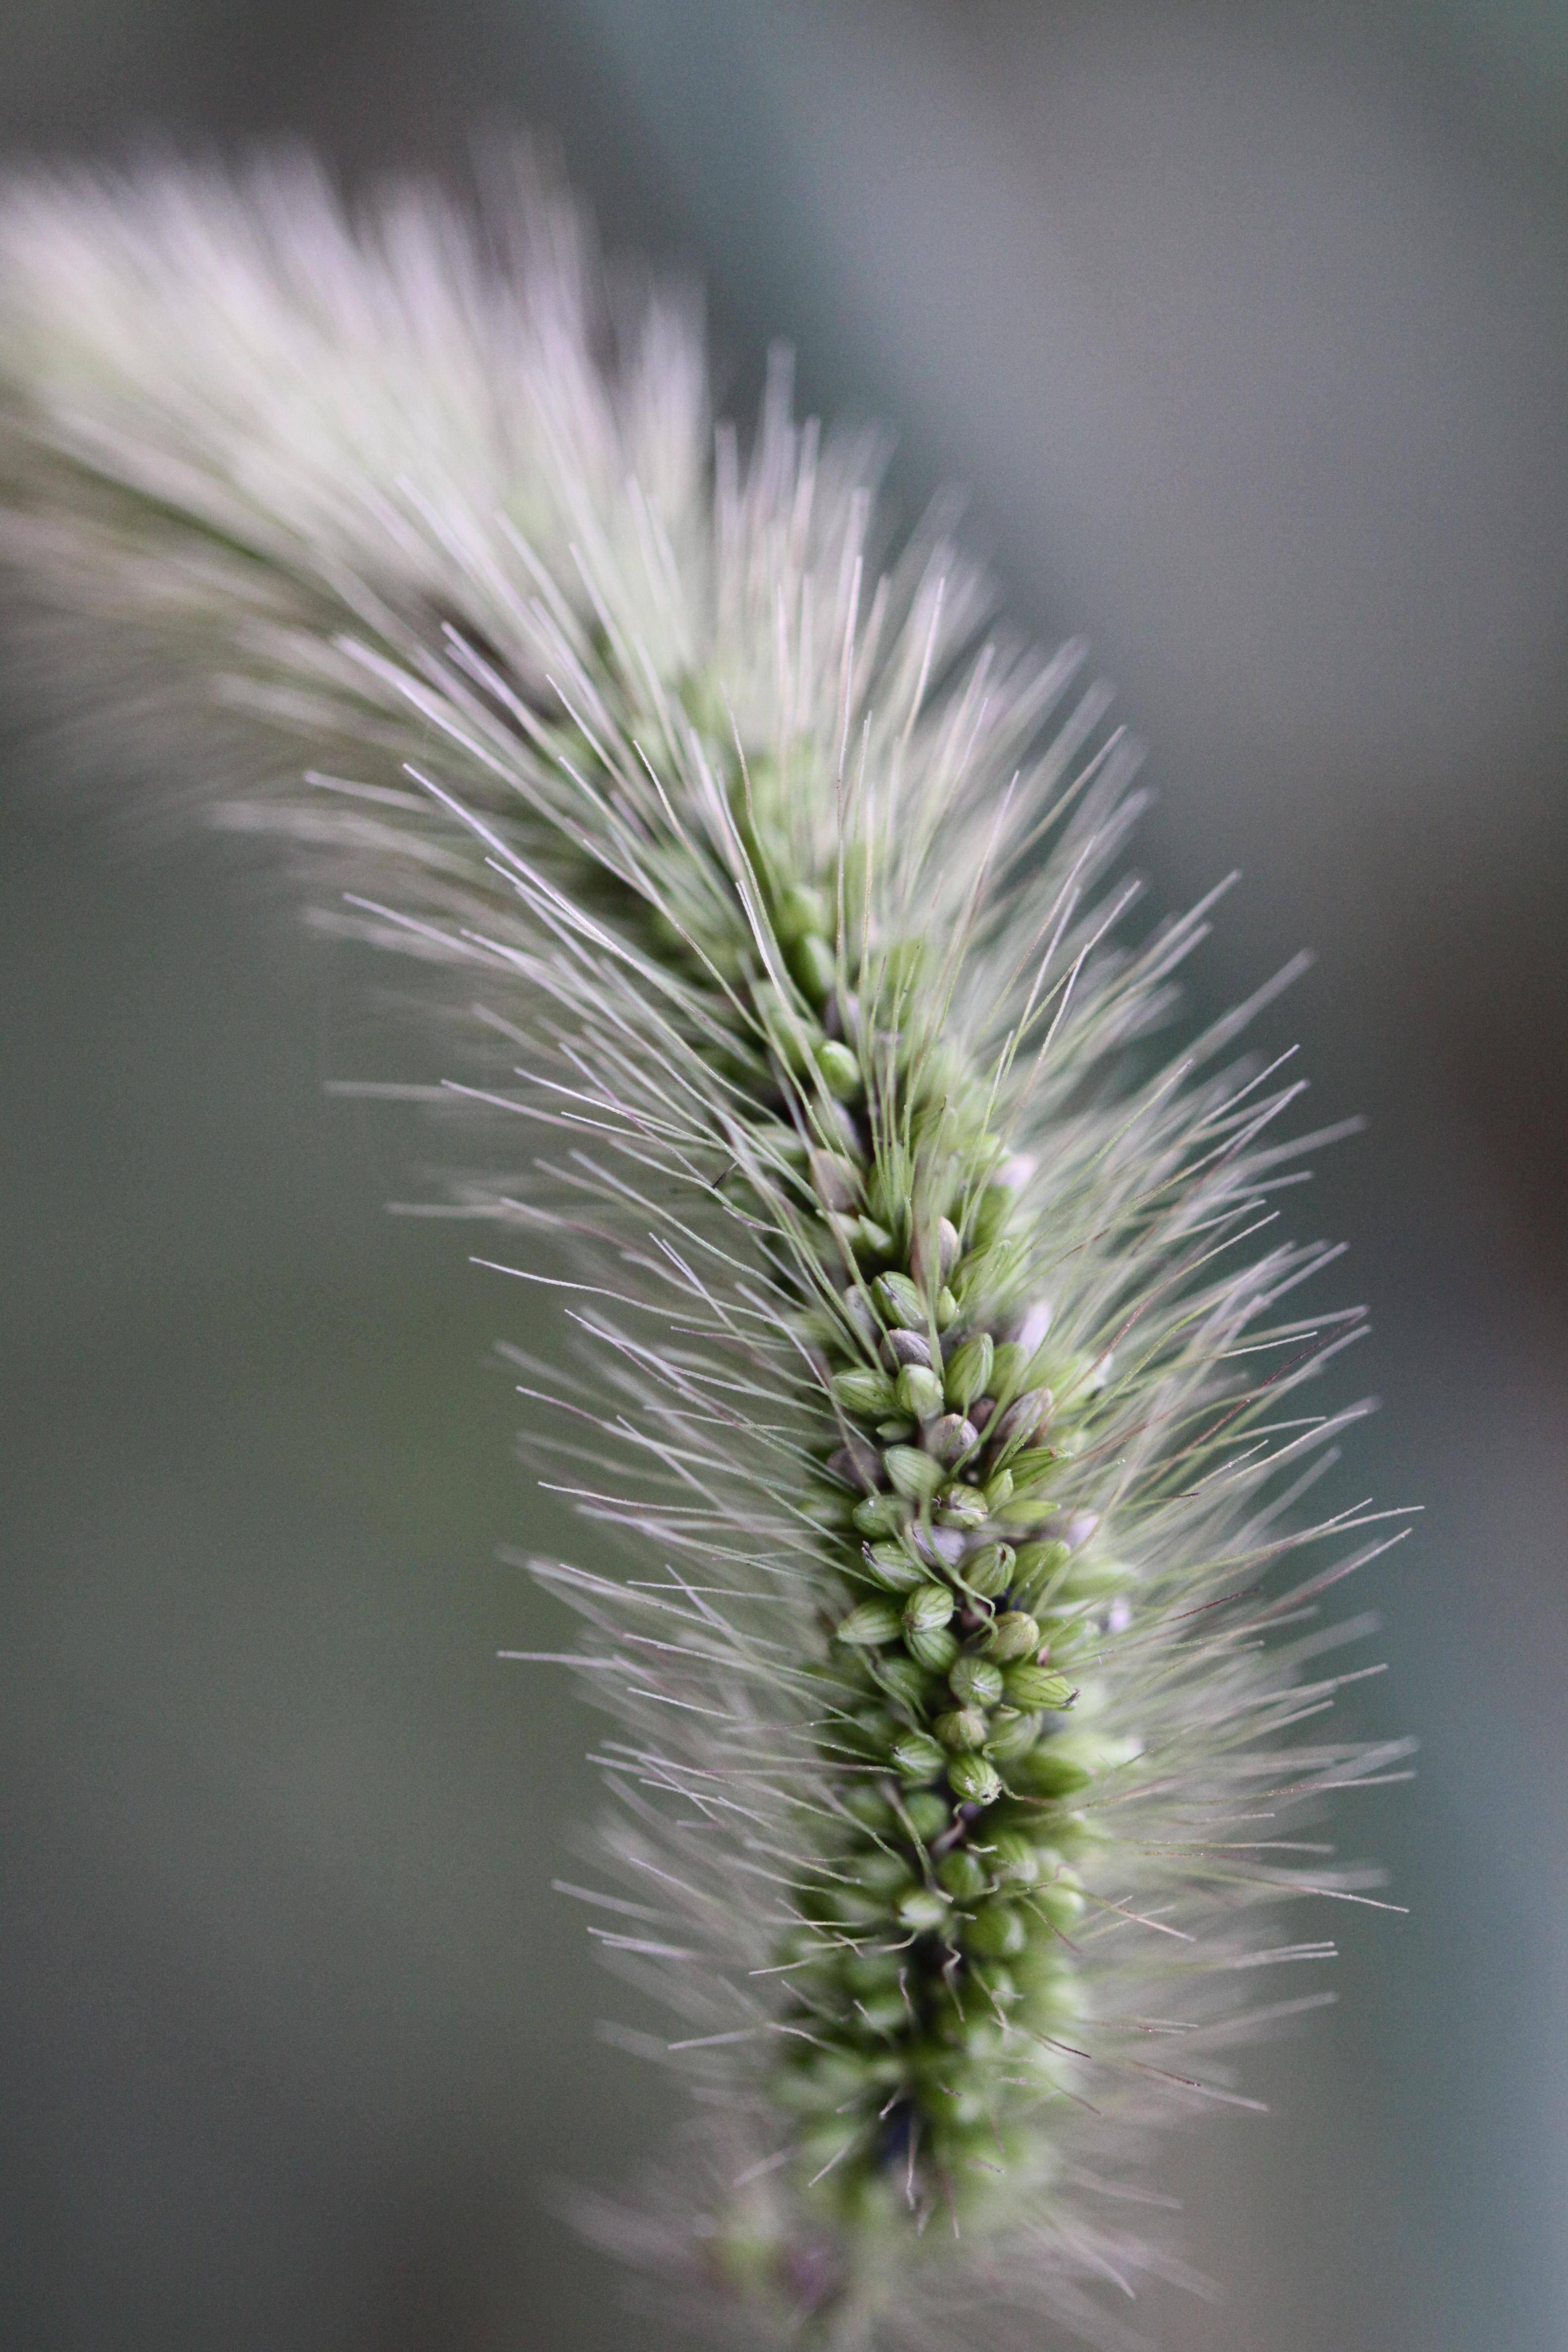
[0,154,1408,2351]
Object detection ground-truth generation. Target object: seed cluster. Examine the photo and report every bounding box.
[735,891,1133,2220]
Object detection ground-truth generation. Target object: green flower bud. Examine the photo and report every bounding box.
[757,989,823,1080]
[903,1584,956,1638]
[876,1417,917,1441]
[987,1340,1030,1406]
[807,1147,859,1212]
[895,1364,946,1421]
[1010,1538,1072,1609]
[884,1445,945,1502]
[1013,1746,1094,1798]
[951,1246,1004,1307]
[901,1792,950,1842]
[1037,1878,1086,1927]
[906,1625,960,1674]
[981,1610,1041,1662]
[840,1284,882,1348]
[935,1484,988,1528]
[947,1753,1004,1808]
[970,1184,1014,1251]
[846,1706,898,1760]
[861,1849,919,1896]
[852,1492,910,1538]
[987,1833,1040,1886]
[775,882,830,942]
[836,1598,905,1647]
[875,1656,931,1712]
[927,1412,979,1467]
[938,1849,990,1901]
[827,1432,881,1491]
[1005,1444,1060,1495]
[909,1215,961,1293]
[879,938,925,995]
[861,1541,929,1592]
[788,930,836,1002]
[982,1710,1041,1763]
[943,1331,994,1414]
[834,1367,898,1418]
[935,1286,958,1328]
[826,1211,862,1260]
[966,1901,1027,1958]
[1002,1663,1077,1709]
[815,1038,861,1098]
[841,1784,896,1830]
[875,1273,926,1328]
[988,1386,1053,1459]
[935,1707,989,1752]
[897,1886,951,1933]
[949,1655,1004,1708]
[961,1540,1014,1597]
[892,1731,946,1781]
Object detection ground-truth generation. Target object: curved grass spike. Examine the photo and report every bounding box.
[0,155,1409,2351]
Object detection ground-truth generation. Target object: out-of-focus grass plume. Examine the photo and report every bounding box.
[1,7,1565,2352]
[0,147,1411,2349]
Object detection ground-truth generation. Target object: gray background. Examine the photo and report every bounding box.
[2,5,1565,2348]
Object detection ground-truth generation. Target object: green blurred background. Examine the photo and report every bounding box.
[2,5,1566,2347]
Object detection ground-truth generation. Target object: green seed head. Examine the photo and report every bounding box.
[836,1598,905,1647]
[906,1625,960,1674]
[808,1148,860,1211]
[970,1184,1014,1252]
[927,1411,979,1467]
[938,1849,990,1901]
[961,1539,1015,1597]
[789,930,837,1002]
[895,1364,946,1421]
[891,1731,947,1782]
[901,1791,950,1842]
[982,1610,1042,1661]
[934,1706,989,1752]
[815,1037,861,1098]
[966,1900,1027,1958]
[1013,1747,1095,1798]
[776,882,830,942]
[1011,1538,1073,1608]
[876,1272,926,1329]
[1002,1662,1077,1709]
[1037,1878,1087,1927]
[982,1709,1041,1762]
[903,1584,956,1638]
[986,1340,1030,1406]
[988,1386,1054,1458]
[884,1445,945,1502]
[947,1754,1004,1808]
[875,1655,931,1712]
[834,1367,898,1418]
[861,1540,929,1592]
[949,1655,1005,1708]
[936,1484,989,1528]
[898,1886,951,1934]
[943,1330,994,1413]
[852,1491,910,1539]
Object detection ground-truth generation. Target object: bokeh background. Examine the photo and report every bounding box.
[2,5,1566,2348]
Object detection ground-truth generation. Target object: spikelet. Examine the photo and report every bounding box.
[0,155,1409,2351]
